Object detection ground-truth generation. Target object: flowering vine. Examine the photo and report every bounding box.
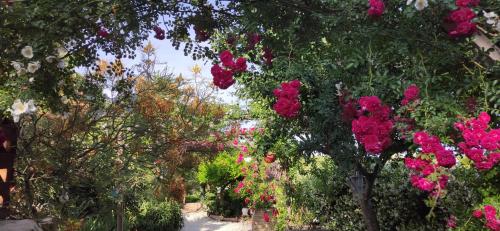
[272,80,301,118]
[210,50,247,89]
[455,112,500,171]
[472,205,500,231]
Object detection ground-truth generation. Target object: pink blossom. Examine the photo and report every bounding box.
[237,153,244,164]
[473,209,483,218]
[455,0,480,7]
[368,0,385,17]
[220,50,235,68]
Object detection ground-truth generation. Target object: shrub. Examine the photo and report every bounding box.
[132,200,183,231]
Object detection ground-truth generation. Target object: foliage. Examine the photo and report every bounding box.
[197,150,243,216]
[132,200,183,231]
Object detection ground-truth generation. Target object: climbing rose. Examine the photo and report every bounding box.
[455,112,500,171]
[449,8,476,23]
[368,0,385,17]
[233,57,247,73]
[446,215,457,228]
[247,33,261,50]
[446,7,477,37]
[473,209,483,218]
[98,27,109,38]
[351,96,393,154]
[273,80,301,118]
[456,0,480,7]
[211,64,235,89]
[220,50,235,68]
[410,175,435,191]
[402,84,420,105]
[473,205,500,231]
[449,21,477,37]
[153,26,165,40]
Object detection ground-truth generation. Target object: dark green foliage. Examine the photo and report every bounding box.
[132,200,183,231]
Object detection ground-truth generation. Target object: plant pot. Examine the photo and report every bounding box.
[251,209,273,231]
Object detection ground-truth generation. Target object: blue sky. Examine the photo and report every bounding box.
[94,33,243,105]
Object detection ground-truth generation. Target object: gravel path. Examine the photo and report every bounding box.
[182,203,251,231]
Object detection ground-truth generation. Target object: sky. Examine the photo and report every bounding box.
[93,34,243,106]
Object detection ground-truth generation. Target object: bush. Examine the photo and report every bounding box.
[287,156,451,230]
[132,200,183,231]
[185,193,201,203]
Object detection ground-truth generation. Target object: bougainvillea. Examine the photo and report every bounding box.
[472,205,500,231]
[273,80,301,118]
[350,96,393,154]
[455,112,500,171]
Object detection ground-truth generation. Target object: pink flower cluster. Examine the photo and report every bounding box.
[446,1,478,37]
[273,80,301,118]
[153,26,165,40]
[405,131,455,195]
[246,33,261,50]
[472,205,500,231]
[455,112,500,171]
[211,50,247,89]
[414,131,457,168]
[368,0,385,17]
[351,96,393,154]
[98,27,109,38]
[401,84,420,106]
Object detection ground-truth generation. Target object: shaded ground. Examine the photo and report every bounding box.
[182,203,251,231]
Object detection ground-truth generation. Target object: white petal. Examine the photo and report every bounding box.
[486,19,496,25]
[483,11,498,18]
[406,0,414,5]
[415,0,428,11]
[21,46,33,59]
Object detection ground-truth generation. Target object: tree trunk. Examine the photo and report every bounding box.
[116,202,123,231]
[359,175,379,231]
[359,195,379,231]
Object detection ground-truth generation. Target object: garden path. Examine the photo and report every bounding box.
[182,203,252,231]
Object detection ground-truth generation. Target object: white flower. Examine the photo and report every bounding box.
[11,61,25,74]
[27,61,40,73]
[21,46,33,59]
[45,56,57,63]
[244,157,252,163]
[406,0,413,5]
[29,77,34,83]
[56,47,68,58]
[8,99,37,122]
[484,11,498,19]
[335,82,343,96]
[57,60,66,69]
[414,0,428,11]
